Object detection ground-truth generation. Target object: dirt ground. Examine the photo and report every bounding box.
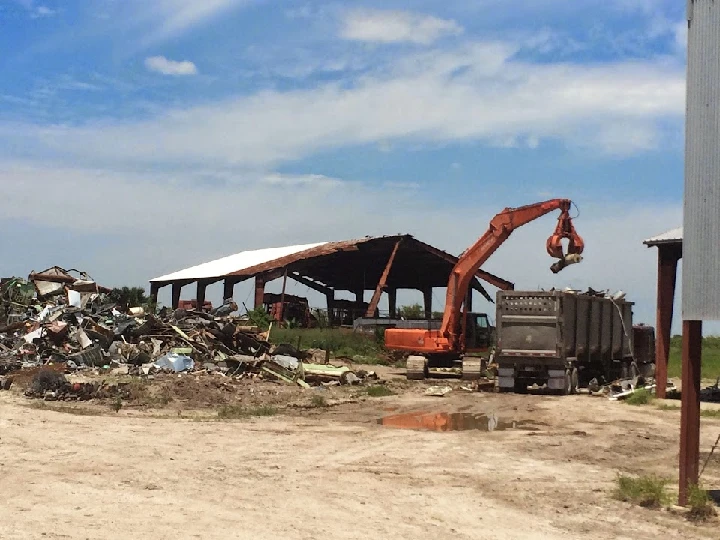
[2,366,720,539]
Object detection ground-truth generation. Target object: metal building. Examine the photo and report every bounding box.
[643,228,682,400]
[679,0,720,505]
[148,235,513,324]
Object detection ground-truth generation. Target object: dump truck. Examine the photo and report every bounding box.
[384,198,584,380]
[494,290,655,394]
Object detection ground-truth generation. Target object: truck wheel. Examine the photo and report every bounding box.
[570,368,579,394]
[562,369,573,395]
[514,379,528,394]
[406,356,428,380]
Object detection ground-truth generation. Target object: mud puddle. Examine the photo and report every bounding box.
[377,411,539,432]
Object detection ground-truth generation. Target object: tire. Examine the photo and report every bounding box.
[514,379,528,394]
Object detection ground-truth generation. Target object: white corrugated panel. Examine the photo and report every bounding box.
[683,0,720,320]
[644,227,683,245]
[150,242,327,283]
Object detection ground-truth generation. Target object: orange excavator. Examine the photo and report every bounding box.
[384,199,584,380]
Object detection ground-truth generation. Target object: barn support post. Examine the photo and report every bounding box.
[388,288,397,319]
[196,281,208,311]
[254,275,266,309]
[278,268,288,321]
[171,282,183,309]
[655,244,681,398]
[224,278,237,301]
[149,283,160,309]
[423,288,432,320]
[326,292,335,327]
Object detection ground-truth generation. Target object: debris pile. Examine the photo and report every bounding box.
[0,267,379,401]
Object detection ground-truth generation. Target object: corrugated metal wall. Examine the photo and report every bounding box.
[682,0,720,320]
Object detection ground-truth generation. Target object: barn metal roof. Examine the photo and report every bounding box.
[150,242,328,283]
[643,227,683,247]
[149,235,514,301]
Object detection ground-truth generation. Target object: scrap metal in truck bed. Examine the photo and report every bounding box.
[494,290,655,394]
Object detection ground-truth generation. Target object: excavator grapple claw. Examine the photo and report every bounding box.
[546,209,584,261]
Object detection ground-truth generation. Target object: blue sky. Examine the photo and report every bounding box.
[0,0,691,330]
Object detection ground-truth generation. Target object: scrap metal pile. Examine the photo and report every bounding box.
[0,267,377,401]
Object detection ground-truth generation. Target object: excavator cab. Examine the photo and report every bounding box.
[464,312,494,352]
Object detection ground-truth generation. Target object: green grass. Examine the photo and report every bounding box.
[669,335,720,380]
[217,404,278,419]
[614,474,670,509]
[687,484,717,521]
[657,403,720,418]
[657,403,680,411]
[269,328,388,364]
[366,385,394,397]
[625,388,654,405]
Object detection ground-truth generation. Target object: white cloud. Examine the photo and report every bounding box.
[0,161,683,332]
[340,9,463,45]
[32,5,55,18]
[15,0,56,18]
[13,41,684,166]
[144,56,198,76]
[136,0,253,45]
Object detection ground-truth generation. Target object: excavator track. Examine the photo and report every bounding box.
[461,358,484,380]
[406,355,428,380]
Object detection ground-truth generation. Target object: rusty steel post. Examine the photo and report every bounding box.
[254,275,266,309]
[655,245,681,398]
[278,268,288,321]
[679,319,702,506]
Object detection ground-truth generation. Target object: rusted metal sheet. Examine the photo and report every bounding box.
[28,267,111,295]
[228,239,366,279]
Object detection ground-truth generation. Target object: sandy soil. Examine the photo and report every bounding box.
[1,369,720,539]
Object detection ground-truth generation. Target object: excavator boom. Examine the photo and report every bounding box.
[439,199,583,350]
[384,198,584,358]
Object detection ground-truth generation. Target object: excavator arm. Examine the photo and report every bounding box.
[440,199,584,350]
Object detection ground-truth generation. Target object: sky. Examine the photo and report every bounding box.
[0,0,693,332]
